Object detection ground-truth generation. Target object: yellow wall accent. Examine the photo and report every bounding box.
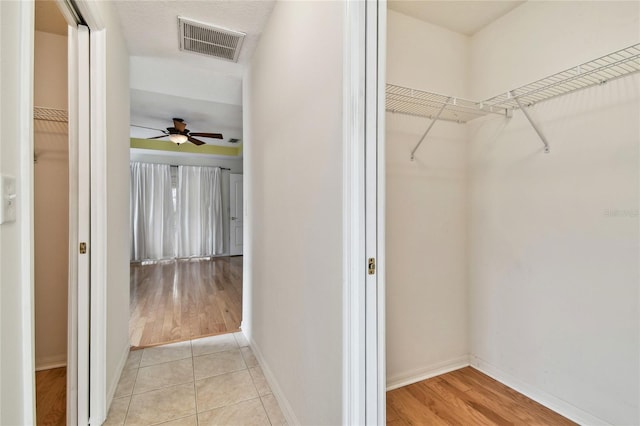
[130,138,242,157]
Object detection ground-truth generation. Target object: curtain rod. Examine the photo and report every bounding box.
[168,164,231,171]
[131,161,231,171]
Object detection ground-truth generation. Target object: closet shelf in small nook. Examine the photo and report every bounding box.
[387,43,640,159]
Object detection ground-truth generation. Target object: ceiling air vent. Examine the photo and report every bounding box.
[178,17,245,62]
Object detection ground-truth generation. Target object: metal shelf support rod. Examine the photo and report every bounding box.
[511,91,550,153]
[410,97,450,161]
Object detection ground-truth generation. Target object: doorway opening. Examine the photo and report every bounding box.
[33,1,69,424]
[128,132,245,349]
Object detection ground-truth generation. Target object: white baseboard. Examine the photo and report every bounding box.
[35,357,67,372]
[248,335,300,426]
[386,355,470,391]
[470,355,611,426]
[35,354,67,371]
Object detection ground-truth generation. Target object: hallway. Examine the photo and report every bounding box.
[106,332,284,425]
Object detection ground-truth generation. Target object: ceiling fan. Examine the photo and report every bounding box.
[132,118,223,145]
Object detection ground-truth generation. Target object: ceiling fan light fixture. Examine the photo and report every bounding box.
[169,134,188,144]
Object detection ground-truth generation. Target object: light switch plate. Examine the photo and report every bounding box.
[0,175,17,224]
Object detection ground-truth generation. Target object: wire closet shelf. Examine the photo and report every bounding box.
[34,106,68,123]
[387,43,640,158]
[485,44,640,109]
[386,85,509,123]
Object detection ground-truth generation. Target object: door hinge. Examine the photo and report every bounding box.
[79,242,87,254]
[368,257,376,275]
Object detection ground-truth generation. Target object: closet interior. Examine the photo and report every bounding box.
[385,2,639,425]
[33,9,69,425]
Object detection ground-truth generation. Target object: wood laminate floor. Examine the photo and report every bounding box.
[35,367,66,426]
[130,256,242,348]
[387,367,576,426]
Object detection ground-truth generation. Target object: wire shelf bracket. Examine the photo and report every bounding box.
[410,97,450,161]
[510,91,550,153]
[387,43,640,159]
[386,85,509,161]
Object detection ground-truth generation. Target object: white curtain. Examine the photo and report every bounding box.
[130,162,175,261]
[176,166,224,257]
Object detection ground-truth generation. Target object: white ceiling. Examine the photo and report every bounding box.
[388,1,525,36]
[129,89,242,147]
[116,1,525,149]
[113,0,276,148]
[114,0,276,70]
[35,0,68,36]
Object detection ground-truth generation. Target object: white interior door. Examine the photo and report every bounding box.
[67,23,90,426]
[366,1,385,423]
[343,1,384,423]
[229,173,243,256]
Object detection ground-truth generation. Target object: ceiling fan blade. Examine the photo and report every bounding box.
[173,118,187,132]
[147,135,168,139]
[188,136,206,146]
[189,132,224,139]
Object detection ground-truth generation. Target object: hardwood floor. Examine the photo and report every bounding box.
[387,367,576,426]
[129,256,242,348]
[35,367,66,426]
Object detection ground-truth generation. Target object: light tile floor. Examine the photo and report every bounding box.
[104,333,287,426]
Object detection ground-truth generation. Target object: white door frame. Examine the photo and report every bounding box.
[57,0,109,423]
[68,23,92,425]
[229,173,243,256]
[366,0,386,423]
[65,20,80,426]
[14,1,36,423]
[74,2,109,423]
[343,0,386,424]
[88,23,108,426]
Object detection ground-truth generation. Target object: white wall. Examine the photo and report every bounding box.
[90,0,132,415]
[130,149,243,255]
[468,2,639,424]
[34,31,67,109]
[385,10,469,388]
[1,2,132,423]
[470,1,640,100]
[244,1,344,423]
[34,30,69,370]
[387,10,469,97]
[0,1,35,423]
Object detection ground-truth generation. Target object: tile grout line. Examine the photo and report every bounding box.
[122,393,133,426]
[259,395,275,426]
[127,346,194,397]
[242,341,274,426]
[190,339,200,426]
[197,397,267,423]
[131,343,244,396]
[115,333,276,425]
[122,352,141,426]
[149,413,195,426]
